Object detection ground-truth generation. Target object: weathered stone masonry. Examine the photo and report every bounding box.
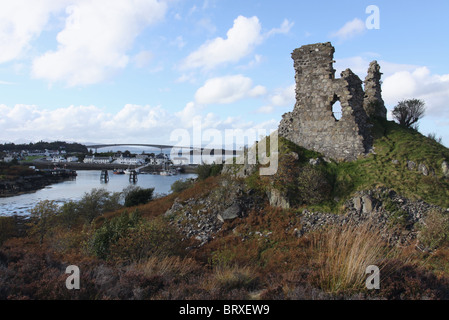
[278,42,386,161]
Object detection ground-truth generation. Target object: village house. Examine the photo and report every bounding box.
[51,156,67,163]
[66,156,79,162]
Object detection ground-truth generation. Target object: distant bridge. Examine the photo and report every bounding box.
[85,143,242,156]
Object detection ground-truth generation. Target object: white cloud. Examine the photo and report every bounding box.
[255,84,295,114]
[0,103,173,143]
[256,106,274,114]
[181,16,263,71]
[133,50,154,68]
[0,80,17,85]
[31,0,167,86]
[194,75,266,104]
[269,84,295,107]
[170,36,187,49]
[0,102,276,145]
[334,55,449,117]
[0,0,69,63]
[382,67,449,117]
[266,19,294,37]
[181,16,293,71]
[330,18,366,41]
[335,55,419,78]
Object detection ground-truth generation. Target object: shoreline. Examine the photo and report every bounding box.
[0,174,75,199]
[1,162,198,199]
[24,160,199,173]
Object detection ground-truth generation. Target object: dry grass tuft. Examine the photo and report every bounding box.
[208,265,259,292]
[137,256,202,279]
[310,221,395,294]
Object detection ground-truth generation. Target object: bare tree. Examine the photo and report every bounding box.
[392,99,426,129]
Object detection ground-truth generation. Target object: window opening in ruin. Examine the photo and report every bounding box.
[332,100,342,121]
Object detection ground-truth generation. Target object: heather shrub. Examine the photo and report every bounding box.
[109,218,185,263]
[77,188,122,223]
[196,162,223,181]
[88,210,185,262]
[296,165,333,205]
[418,209,449,250]
[28,200,60,244]
[170,178,195,193]
[123,186,154,207]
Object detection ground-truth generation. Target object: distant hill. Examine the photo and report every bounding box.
[1,141,88,154]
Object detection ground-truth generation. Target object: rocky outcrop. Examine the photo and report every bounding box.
[164,177,264,246]
[441,161,449,178]
[294,188,446,246]
[266,188,290,209]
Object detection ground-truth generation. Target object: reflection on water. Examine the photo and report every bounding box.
[0,170,197,216]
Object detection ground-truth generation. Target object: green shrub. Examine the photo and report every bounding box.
[27,200,61,243]
[88,210,184,262]
[88,210,142,260]
[297,165,333,205]
[171,178,195,193]
[196,163,223,180]
[124,186,154,207]
[0,216,19,245]
[77,188,122,223]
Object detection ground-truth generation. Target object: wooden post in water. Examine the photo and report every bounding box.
[129,170,138,183]
[100,170,109,182]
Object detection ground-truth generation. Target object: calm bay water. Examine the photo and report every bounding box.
[0,170,197,216]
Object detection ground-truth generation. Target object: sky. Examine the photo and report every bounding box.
[1,0,449,149]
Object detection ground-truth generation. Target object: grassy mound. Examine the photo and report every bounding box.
[245,118,449,212]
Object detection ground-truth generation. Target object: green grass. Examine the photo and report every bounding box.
[321,119,449,209]
[244,119,449,212]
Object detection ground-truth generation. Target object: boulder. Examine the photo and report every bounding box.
[353,196,362,213]
[418,163,429,176]
[407,161,416,170]
[442,161,449,178]
[362,195,374,213]
[267,188,290,209]
[217,203,241,222]
[309,158,321,166]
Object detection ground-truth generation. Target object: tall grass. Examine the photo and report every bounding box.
[311,222,395,294]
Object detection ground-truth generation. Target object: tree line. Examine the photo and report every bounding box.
[1,141,88,153]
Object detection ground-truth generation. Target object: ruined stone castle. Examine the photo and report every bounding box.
[278,42,387,161]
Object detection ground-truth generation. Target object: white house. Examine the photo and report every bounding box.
[2,156,15,163]
[66,156,79,162]
[51,156,67,163]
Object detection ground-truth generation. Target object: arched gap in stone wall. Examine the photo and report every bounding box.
[331,95,342,121]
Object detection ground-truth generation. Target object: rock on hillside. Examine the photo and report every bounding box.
[164,177,265,246]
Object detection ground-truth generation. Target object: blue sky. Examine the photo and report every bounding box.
[1,0,448,147]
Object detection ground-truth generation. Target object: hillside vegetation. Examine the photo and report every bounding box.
[1,119,449,300]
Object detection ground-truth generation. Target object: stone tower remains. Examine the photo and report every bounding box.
[278,42,386,162]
